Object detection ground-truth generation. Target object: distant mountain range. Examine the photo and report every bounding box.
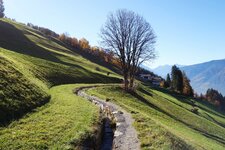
[149,64,184,78]
[150,59,225,95]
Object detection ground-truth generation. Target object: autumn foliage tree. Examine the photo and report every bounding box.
[182,72,193,96]
[170,65,193,96]
[79,38,90,50]
[101,9,156,90]
[205,89,224,107]
[26,20,122,72]
[71,37,79,48]
[0,0,5,18]
[59,33,67,42]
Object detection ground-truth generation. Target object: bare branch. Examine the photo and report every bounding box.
[100,9,156,90]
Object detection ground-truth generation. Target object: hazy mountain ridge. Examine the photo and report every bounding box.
[151,64,184,77]
[151,59,225,95]
[182,59,225,95]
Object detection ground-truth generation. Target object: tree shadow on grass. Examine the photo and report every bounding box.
[0,20,61,62]
[51,37,121,75]
[204,113,225,128]
[129,90,225,146]
[138,88,153,97]
[147,88,225,129]
[148,85,225,119]
[0,21,122,85]
[0,21,90,71]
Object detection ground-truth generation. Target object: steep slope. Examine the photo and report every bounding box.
[0,18,120,124]
[182,59,225,95]
[0,18,121,148]
[0,53,49,123]
[88,85,225,149]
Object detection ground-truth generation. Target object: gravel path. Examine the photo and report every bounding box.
[75,86,140,150]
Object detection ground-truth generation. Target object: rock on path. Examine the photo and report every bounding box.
[75,86,140,150]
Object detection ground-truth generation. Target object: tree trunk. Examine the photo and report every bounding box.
[129,76,134,90]
[123,73,129,91]
[129,66,136,91]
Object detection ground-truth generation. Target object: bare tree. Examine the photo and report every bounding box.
[0,0,4,18]
[101,9,156,90]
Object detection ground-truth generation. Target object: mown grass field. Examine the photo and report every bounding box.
[87,85,225,150]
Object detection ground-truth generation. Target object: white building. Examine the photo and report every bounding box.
[139,74,162,86]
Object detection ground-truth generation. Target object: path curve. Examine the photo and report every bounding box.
[75,86,140,150]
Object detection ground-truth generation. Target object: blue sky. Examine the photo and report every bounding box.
[4,0,225,68]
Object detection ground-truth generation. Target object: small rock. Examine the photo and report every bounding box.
[112,111,118,114]
[114,131,123,137]
[100,104,104,110]
[115,116,125,122]
[116,122,121,127]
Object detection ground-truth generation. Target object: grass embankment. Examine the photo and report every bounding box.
[0,84,99,149]
[0,53,49,123]
[87,85,225,150]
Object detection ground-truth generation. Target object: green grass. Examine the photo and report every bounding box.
[2,17,225,150]
[0,18,121,123]
[0,53,49,123]
[87,85,225,150]
[0,84,99,149]
[0,18,121,149]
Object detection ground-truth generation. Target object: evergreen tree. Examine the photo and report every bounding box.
[182,71,193,96]
[166,73,171,87]
[171,65,183,93]
[176,69,183,93]
[0,0,4,18]
[171,65,178,89]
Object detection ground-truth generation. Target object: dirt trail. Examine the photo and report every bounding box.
[75,86,140,150]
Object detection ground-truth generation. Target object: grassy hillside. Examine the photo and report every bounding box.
[0,18,121,124]
[2,17,225,150]
[0,18,121,148]
[0,54,49,123]
[87,84,225,150]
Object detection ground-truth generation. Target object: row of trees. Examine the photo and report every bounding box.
[0,0,5,18]
[161,65,194,96]
[58,33,121,67]
[27,23,59,38]
[3,7,156,92]
[57,9,157,91]
[59,33,90,50]
[26,9,157,92]
[161,66,225,110]
[26,14,123,71]
[197,89,225,110]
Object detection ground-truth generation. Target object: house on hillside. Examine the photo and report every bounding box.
[139,74,162,86]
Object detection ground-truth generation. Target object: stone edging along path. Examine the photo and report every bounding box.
[74,86,140,150]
